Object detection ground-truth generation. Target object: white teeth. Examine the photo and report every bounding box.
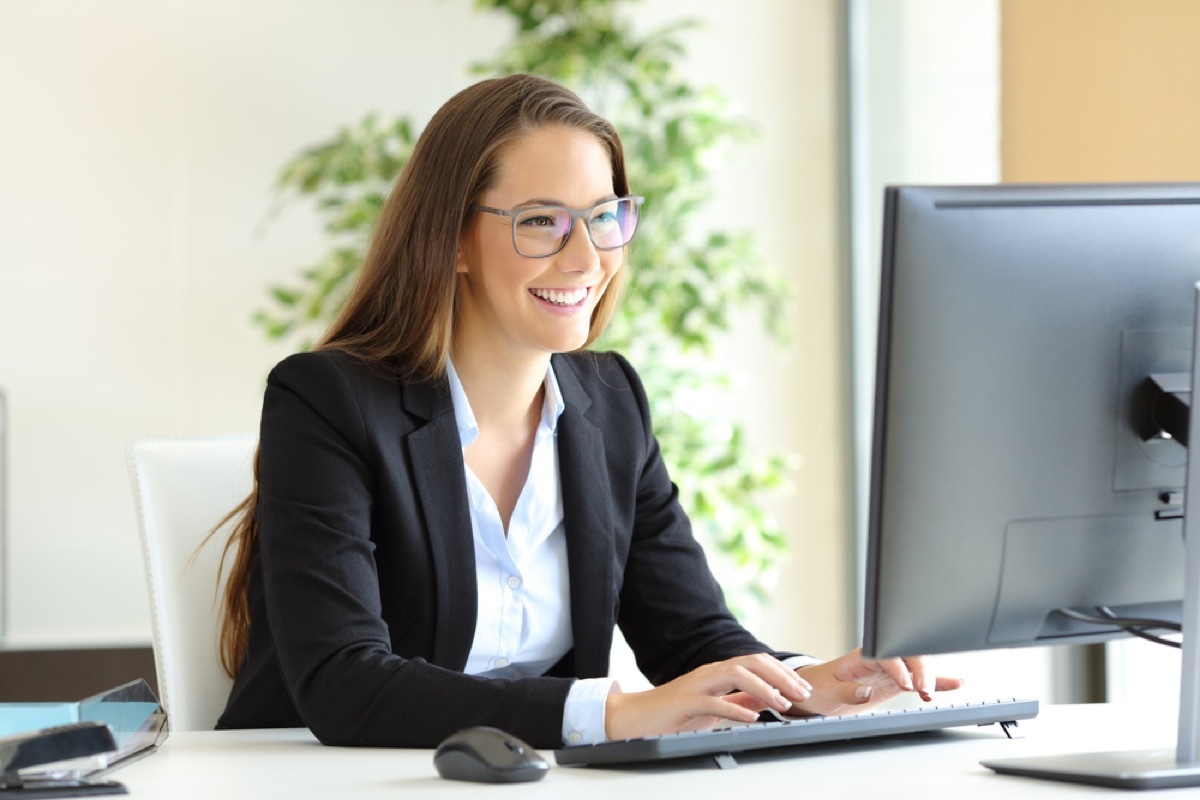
[531,287,587,306]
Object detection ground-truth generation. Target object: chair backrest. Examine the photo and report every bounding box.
[127,435,256,732]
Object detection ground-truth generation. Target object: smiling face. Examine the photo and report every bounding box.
[454,125,625,367]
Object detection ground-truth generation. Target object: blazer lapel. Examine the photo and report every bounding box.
[554,356,617,678]
[402,379,478,671]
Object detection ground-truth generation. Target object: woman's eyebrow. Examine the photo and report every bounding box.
[512,193,619,209]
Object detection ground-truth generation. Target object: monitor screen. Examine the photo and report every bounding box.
[863,182,1200,660]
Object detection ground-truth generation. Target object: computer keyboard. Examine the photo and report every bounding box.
[553,697,1039,768]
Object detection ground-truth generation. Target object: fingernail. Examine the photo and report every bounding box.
[855,685,873,701]
[775,690,791,710]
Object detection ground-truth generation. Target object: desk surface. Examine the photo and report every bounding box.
[115,704,1183,798]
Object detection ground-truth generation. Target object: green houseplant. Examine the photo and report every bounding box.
[254,0,793,613]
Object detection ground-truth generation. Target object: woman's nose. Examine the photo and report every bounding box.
[556,218,601,274]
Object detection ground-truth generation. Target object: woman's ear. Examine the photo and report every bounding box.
[455,235,472,274]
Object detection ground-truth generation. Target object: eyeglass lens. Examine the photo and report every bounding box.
[514,198,640,257]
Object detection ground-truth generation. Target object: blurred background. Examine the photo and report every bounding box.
[1,0,1198,707]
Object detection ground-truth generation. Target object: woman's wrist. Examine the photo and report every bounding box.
[602,683,628,741]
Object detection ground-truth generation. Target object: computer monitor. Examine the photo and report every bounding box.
[861,182,1200,789]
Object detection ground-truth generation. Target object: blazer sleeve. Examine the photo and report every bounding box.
[251,351,574,749]
[598,353,800,683]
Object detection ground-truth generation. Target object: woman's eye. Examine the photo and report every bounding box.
[519,213,558,229]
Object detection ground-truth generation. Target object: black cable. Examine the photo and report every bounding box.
[1058,606,1182,650]
[1095,605,1183,649]
[1095,605,1183,633]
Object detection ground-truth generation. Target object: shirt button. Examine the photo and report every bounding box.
[506,575,522,589]
[494,657,509,668]
[567,732,583,744]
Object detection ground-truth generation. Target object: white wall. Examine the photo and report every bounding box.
[0,1,843,656]
[0,0,504,644]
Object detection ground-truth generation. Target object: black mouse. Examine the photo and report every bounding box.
[433,726,549,783]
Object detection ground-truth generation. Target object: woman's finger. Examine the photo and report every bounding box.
[698,663,796,714]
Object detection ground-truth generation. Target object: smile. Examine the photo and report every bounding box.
[529,287,588,307]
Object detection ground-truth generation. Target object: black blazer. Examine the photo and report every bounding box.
[216,348,785,748]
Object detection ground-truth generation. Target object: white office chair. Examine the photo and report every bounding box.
[127,435,256,732]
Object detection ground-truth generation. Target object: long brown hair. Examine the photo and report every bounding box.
[210,74,633,678]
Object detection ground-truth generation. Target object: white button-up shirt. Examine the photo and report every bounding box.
[446,360,614,744]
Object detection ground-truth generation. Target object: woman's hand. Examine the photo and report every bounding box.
[788,648,964,717]
[604,653,813,741]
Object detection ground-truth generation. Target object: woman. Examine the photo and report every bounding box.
[213,73,961,749]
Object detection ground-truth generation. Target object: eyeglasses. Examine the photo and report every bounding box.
[471,196,644,258]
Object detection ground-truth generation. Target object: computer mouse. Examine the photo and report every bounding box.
[433,726,550,783]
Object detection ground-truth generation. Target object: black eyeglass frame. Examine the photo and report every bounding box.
[471,195,644,258]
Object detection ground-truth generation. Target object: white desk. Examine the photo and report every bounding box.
[113,704,1184,798]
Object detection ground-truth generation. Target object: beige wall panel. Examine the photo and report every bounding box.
[1002,0,1200,181]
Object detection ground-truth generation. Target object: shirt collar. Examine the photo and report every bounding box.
[445,359,565,448]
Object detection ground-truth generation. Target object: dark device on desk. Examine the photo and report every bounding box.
[0,721,126,797]
[864,182,1200,789]
[433,726,549,783]
[554,697,1038,768]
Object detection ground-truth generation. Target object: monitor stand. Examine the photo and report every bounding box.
[981,282,1200,791]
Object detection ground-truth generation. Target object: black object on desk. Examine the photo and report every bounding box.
[0,721,126,797]
[555,697,1040,769]
[434,726,549,783]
